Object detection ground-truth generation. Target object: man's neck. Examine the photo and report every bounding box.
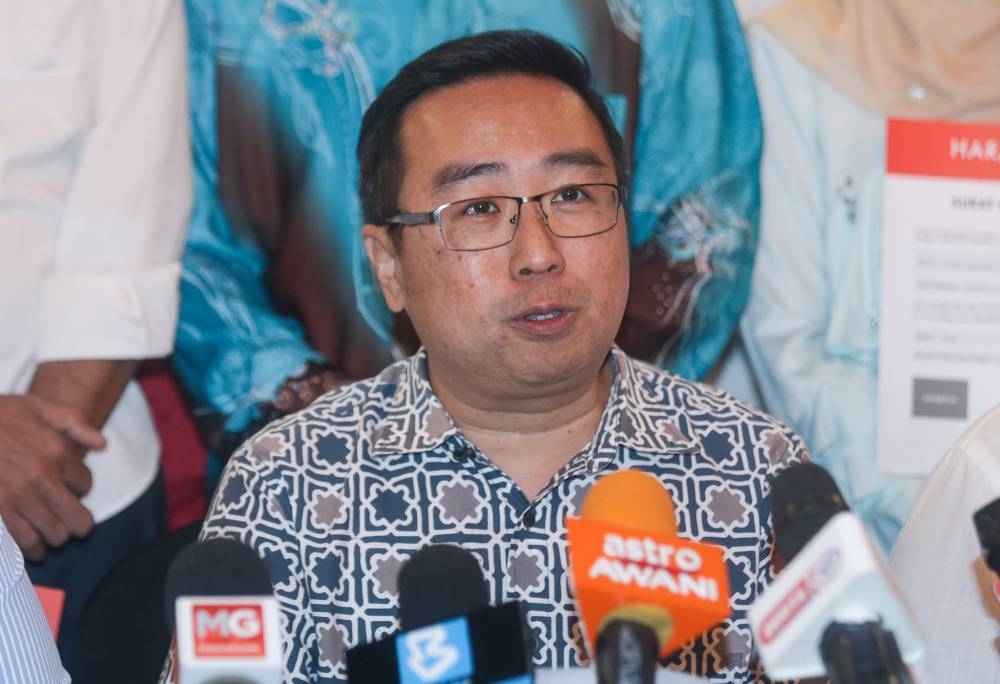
[427,356,615,500]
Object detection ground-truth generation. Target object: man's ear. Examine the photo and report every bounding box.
[362,224,406,313]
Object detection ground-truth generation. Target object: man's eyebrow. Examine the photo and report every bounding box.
[433,161,505,192]
[541,149,609,170]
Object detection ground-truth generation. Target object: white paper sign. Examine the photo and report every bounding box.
[878,119,1000,475]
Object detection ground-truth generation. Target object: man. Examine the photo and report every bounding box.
[190,31,803,682]
[0,0,191,675]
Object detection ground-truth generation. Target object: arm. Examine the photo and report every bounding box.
[0,0,191,560]
[34,0,190,364]
[0,360,134,560]
[172,2,325,451]
[0,517,70,683]
[889,407,1000,683]
[29,361,136,431]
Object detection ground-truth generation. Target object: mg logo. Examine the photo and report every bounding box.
[396,618,473,684]
[192,604,265,657]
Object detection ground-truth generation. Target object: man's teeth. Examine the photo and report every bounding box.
[525,310,561,321]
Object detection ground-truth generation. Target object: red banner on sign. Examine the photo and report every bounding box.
[887,119,1000,180]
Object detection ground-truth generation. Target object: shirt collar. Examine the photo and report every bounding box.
[602,347,699,454]
[370,347,699,459]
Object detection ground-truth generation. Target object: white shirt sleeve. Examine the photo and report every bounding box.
[890,405,1000,682]
[0,517,70,684]
[25,0,192,362]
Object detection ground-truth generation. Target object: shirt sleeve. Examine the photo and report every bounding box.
[35,0,193,362]
[0,518,70,684]
[889,407,1000,683]
[171,1,323,436]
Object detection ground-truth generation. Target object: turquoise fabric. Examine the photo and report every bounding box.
[175,0,761,440]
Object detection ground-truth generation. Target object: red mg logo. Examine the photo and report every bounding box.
[192,604,265,657]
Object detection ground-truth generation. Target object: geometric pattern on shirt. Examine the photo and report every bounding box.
[198,347,807,683]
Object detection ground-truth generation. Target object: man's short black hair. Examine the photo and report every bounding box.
[357,29,629,228]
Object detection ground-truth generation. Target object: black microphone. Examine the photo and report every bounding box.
[769,461,849,562]
[973,496,1000,576]
[164,537,282,683]
[749,463,922,683]
[346,544,534,683]
[398,543,490,630]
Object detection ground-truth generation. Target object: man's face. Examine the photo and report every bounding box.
[363,74,629,399]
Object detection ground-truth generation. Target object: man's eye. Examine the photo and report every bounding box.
[462,200,500,216]
[552,186,590,203]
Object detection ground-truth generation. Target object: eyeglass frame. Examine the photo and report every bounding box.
[384,182,628,252]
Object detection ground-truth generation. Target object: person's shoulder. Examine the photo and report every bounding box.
[619,352,807,469]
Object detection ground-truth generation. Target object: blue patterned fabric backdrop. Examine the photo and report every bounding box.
[174,0,762,448]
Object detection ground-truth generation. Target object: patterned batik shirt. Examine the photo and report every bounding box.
[197,347,806,683]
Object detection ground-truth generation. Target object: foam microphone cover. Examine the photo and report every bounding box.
[770,462,850,561]
[568,469,731,660]
[398,543,490,630]
[164,537,273,631]
[348,544,534,683]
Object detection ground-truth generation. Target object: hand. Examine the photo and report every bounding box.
[0,394,106,561]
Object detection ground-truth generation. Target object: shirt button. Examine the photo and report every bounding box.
[522,509,537,528]
[454,446,475,461]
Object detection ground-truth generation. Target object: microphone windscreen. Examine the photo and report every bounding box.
[580,468,677,536]
[163,537,273,631]
[974,497,1000,575]
[769,463,849,561]
[398,544,489,631]
[568,469,730,657]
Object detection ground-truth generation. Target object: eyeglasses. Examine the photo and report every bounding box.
[386,182,626,252]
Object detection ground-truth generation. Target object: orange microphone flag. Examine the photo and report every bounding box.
[567,470,731,657]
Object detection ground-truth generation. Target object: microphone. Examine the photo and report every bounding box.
[164,537,282,684]
[973,496,1000,576]
[748,463,923,682]
[566,470,731,684]
[346,543,534,683]
[397,543,490,630]
[973,497,1000,604]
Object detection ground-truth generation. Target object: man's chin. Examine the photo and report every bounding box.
[506,350,609,390]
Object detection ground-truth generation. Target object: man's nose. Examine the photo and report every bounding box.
[509,200,565,277]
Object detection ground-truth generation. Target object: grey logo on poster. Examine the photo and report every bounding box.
[912,378,968,419]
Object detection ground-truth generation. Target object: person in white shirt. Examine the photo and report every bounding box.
[0,1,191,676]
[890,405,1000,682]
[0,515,70,684]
